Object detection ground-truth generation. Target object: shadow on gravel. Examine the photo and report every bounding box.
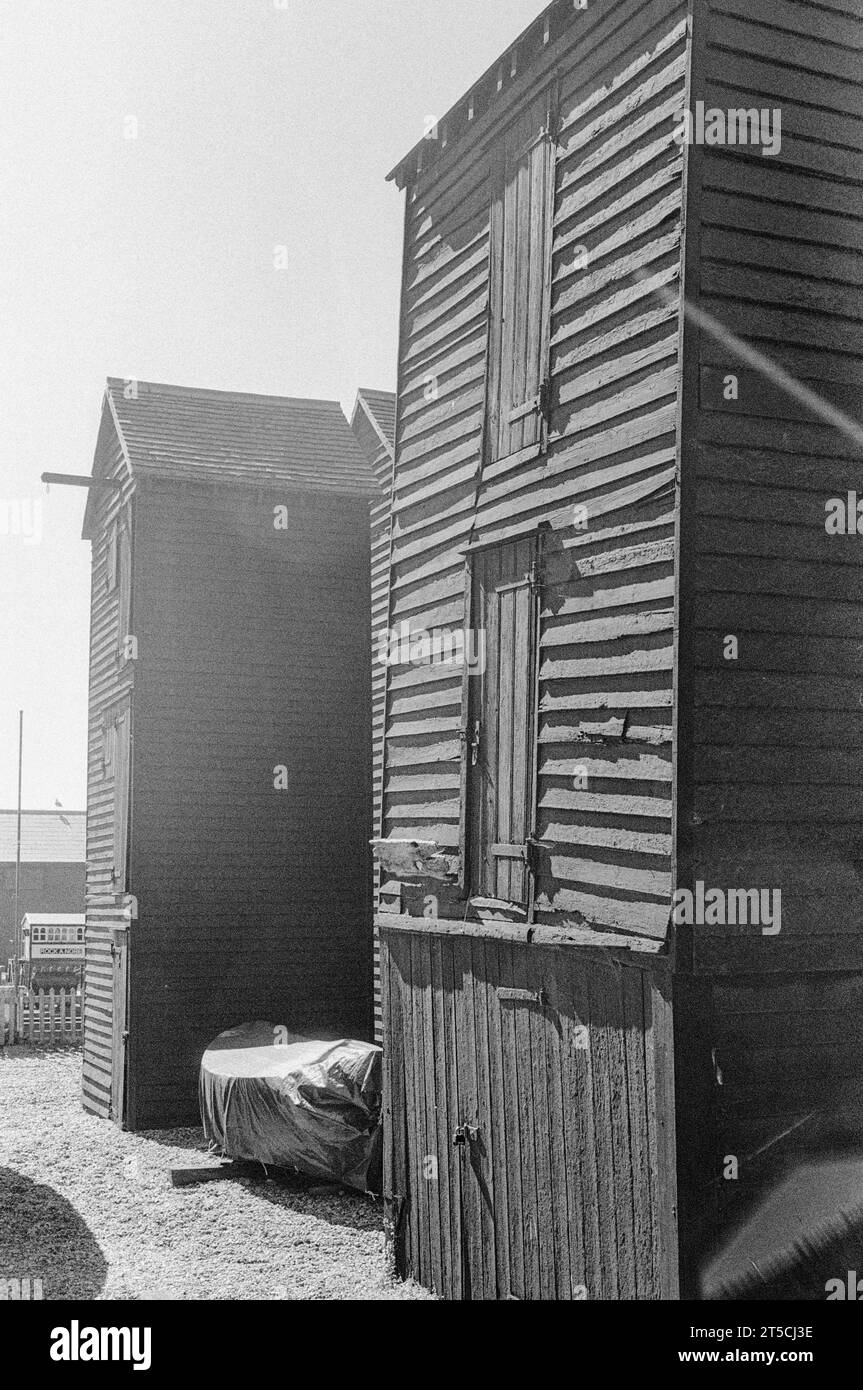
[0,1166,107,1299]
[140,1128,384,1233]
[237,1167,384,1234]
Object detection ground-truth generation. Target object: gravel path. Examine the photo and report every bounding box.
[0,1046,431,1300]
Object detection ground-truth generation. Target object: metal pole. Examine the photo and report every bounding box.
[13,711,22,989]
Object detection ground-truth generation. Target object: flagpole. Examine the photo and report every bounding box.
[13,711,22,988]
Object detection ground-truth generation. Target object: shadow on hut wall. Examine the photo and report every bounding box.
[0,1166,107,1299]
[675,982,863,1302]
[701,1123,863,1301]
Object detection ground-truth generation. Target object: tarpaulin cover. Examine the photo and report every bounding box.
[199,1023,383,1193]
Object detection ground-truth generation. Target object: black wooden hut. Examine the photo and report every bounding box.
[376,0,863,1299]
[74,378,379,1129]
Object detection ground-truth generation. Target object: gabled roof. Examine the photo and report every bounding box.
[84,379,377,534]
[0,811,86,863]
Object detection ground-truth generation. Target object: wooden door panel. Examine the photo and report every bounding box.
[470,539,537,904]
[384,931,676,1301]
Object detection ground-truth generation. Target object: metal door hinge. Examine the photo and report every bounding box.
[525,833,549,874]
[497,986,548,1007]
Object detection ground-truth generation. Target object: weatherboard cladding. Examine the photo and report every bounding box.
[351,390,396,1041]
[127,478,373,1127]
[389,0,636,190]
[82,380,376,1127]
[378,0,686,1303]
[672,0,863,1274]
[82,408,135,1120]
[684,0,863,977]
[381,0,685,944]
[378,0,863,1300]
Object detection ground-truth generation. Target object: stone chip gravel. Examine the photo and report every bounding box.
[0,1046,432,1301]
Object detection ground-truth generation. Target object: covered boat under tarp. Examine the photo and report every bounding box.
[199,1022,382,1193]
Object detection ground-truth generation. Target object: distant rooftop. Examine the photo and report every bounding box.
[355,389,396,451]
[0,810,86,863]
[22,913,85,926]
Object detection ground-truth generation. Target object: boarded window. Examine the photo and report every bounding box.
[486,87,557,464]
[467,536,539,905]
[112,704,131,893]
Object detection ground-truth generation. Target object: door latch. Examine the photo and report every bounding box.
[460,720,481,767]
[453,1124,480,1147]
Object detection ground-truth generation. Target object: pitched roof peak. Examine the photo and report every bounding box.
[87,376,378,504]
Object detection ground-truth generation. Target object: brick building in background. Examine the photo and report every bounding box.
[0,809,86,970]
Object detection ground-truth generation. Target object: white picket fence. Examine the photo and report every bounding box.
[0,986,82,1046]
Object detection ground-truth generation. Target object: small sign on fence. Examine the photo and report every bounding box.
[0,986,82,1046]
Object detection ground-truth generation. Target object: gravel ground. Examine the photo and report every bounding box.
[0,1046,431,1301]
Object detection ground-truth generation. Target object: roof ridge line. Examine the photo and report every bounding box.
[106,378,342,409]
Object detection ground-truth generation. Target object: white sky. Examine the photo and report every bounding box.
[0,0,541,809]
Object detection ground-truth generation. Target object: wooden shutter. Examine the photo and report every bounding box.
[112,705,131,892]
[487,87,557,464]
[468,537,539,905]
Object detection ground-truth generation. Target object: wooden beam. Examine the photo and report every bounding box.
[41,472,122,489]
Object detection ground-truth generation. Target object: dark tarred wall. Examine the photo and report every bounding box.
[674,0,863,1295]
[128,477,373,1129]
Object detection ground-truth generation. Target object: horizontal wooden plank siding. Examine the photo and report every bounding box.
[382,923,678,1300]
[685,0,863,975]
[127,479,373,1128]
[674,0,863,1294]
[379,0,688,1302]
[82,415,134,1120]
[382,0,687,947]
